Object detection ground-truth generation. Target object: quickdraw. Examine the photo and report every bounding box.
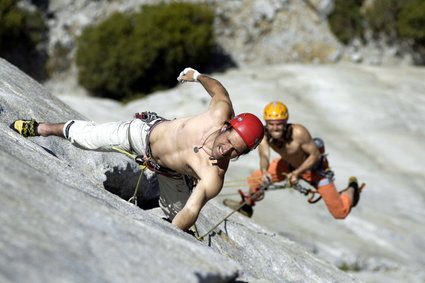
[291,183,322,204]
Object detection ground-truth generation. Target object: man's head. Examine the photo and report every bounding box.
[211,113,264,160]
[264,101,289,139]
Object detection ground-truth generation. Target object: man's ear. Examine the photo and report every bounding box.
[220,124,230,133]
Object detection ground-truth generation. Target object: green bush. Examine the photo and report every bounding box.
[398,0,425,43]
[0,0,25,51]
[0,0,46,79]
[76,2,215,100]
[364,0,425,61]
[364,0,411,38]
[328,0,364,44]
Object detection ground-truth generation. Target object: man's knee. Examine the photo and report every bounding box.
[318,182,351,219]
[330,209,349,219]
[331,193,353,219]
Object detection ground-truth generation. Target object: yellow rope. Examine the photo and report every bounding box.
[112,146,136,158]
[223,172,289,188]
[223,175,262,183]
[128,170,144,205]
[112,147,147,204]
[223,183,248,188]
[112,147,147,171]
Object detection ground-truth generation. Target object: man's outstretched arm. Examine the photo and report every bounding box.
[177,67,234,119]
[171,189,206,231]
[258,136,272,182]
[171,173,223,231]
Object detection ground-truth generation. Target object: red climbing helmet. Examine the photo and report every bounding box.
[229,113,264,150]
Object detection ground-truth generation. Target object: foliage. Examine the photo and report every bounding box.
[364,0,425,59]
[328,0,364,44]
[0,0,24,50]
[76,2,215,100]
[0,0,45,55]
[0,0,46,79]
[338,262,361,272]
[364,0,412,38]
[398,0,425,44]
[329,0,425,61]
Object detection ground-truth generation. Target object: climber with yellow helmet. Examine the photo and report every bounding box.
[225,101,363,219]
[10,67,264,232]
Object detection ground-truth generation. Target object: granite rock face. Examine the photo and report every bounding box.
[0,59,358,282]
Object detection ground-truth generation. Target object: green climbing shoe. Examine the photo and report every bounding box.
[10,119,40,137]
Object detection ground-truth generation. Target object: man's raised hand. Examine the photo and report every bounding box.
[177,67,200,83]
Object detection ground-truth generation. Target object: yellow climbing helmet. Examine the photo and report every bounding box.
[263,101,289,120]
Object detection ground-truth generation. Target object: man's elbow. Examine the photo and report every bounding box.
[311,149,321,162]
[172,207,200,231]
[314,153,321,163]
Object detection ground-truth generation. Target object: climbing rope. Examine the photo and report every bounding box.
[112,147,147,205]
[194,179,279,240]
[193,179,322,241]
[222,172,289,188]
[222,172,321,203]
[194,186,267,241]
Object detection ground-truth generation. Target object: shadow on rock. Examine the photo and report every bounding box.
[195,272,239,283]
[103,164,160,210]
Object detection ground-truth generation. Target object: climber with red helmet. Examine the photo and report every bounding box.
[10,67,264,232]
[224,101,363,219]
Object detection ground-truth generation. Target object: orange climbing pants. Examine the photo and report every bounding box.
[248,158,353,219]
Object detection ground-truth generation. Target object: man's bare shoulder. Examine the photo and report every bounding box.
[291,123,312,141]
[207,102,233,124]
[194,154,228,178]
[184,111,222,125]
[194,158,228,196]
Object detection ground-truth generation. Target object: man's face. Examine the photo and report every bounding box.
[266,120,287,139]
[211,128,248,160]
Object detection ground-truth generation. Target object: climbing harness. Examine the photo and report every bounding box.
[134,111,161,121]
[292,183,321,204]
[111,111,160,205]
[135,112,184,180]
[111,111,181,204]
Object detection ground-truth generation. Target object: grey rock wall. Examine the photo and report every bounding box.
[213,0,341,65]
[0,58,357,282]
